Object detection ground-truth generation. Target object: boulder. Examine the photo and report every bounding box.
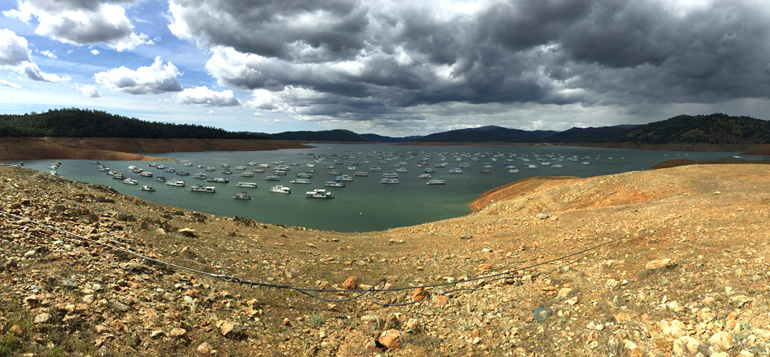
[645,258,677,270]
[378,329,401,350]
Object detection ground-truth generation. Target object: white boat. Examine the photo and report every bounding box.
[166,179,185,187]
[139,171,153,177]
[270,185,292,194]
[380,177,400,184]
[448,168,463,174]
[233,192,251,200]
[190,184,216,193]
[140,185,155,192]
[264,175,280,181]
[193,173,207,179]
[123,178,138,185]
[369,166,382,172]
[112,173,125,180]
[418,173,432,179]
[509,169,520,174]
[395,167,408,173]
[290,178,311,184]
[335,175,354,182]
[235,166,247,170]
[176,170,190,176]
[235,182,258,188]
[306,188,334,199]
[426,179,446,185]
[183,162,193,167]
[156,175,167,182]
[206,177,229,183]
[240,172,254,177]
[205,166,216,171]
[354,171,369,177]
[325,181,345,187]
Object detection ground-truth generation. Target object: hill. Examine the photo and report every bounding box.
[0,108,267,139]
[548,124,640,143]
[413,125,557,143]
[611,113,770,144]
[264,129,370,142]
[2,163,769,355]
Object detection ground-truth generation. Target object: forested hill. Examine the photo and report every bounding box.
[0,108,266,139]
[610,113,770,144]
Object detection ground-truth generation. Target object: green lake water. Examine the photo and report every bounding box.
[10,144,751,232]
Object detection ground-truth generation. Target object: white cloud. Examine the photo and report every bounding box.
[4,0,148,51]
[0,29,32,66]
[76,84,101,98]
[39,50,57,59]
[207,109,215,114]
[94,56,183,94]
[0,79,21,88]
[175,86,240,106]
[91,49,100,55]
[23,63,70,83]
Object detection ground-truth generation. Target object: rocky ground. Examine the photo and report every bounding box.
[1,163,770,356]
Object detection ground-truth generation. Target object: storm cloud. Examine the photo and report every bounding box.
[166,0,770,124]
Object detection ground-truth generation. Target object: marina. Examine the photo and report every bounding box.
[9,143,748,232]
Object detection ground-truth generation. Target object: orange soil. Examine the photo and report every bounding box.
[0,137,311,161]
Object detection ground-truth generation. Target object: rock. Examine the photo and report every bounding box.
[472,337,482,344]
[24,295,39,307]
[435,295,448,307]
[413,287,429,302]
[658,319,687,338]
[478,263,493,271]
[155,228,166,235]
[34,313,51,324]
[557,287,573,299]
[24,250,35,257]
[83,295,95,304]
[624,340,643,357]
[196,342,213,356]
[220,321,243,338]
[178,228,197,237]
[645,258,677,270]
[614,312,631,324]
[533,307,552,323]
[673,336,701,356]
[150,330,165,339]
[537,213,548,220]
[378,329,401,350]
[730,295,751,308]
[709,331,734,352]
[170,327,187,338]
[342,276,358,290]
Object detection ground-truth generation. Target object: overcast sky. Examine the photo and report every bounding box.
[2,0,770,136]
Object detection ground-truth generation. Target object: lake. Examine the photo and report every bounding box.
[9,144,748,232]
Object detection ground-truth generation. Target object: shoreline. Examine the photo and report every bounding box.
[0,137,312,161]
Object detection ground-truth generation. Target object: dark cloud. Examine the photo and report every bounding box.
[171,0,770,122]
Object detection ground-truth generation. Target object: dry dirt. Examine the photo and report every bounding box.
[1,163,770,356]
[0,137,310,161]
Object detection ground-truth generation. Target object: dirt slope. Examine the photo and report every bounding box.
[0,137,311,161]
[1,163,770,356]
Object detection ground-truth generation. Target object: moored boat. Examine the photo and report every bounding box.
[426,179,446,185]
[166,179,185,187]
[190,184,216,193]
[306,188,334,199]
[235,182,258,188]
[123,178,138,185]
[269,185,292,194]
[140,185,155,192]
[290,178,311,184]
[233,192,251,200]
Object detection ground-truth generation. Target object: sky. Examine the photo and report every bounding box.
[2,0,770,136]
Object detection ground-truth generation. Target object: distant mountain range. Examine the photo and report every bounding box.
[2,110,769,147]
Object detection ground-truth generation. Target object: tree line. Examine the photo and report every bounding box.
[0,108,266,139]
